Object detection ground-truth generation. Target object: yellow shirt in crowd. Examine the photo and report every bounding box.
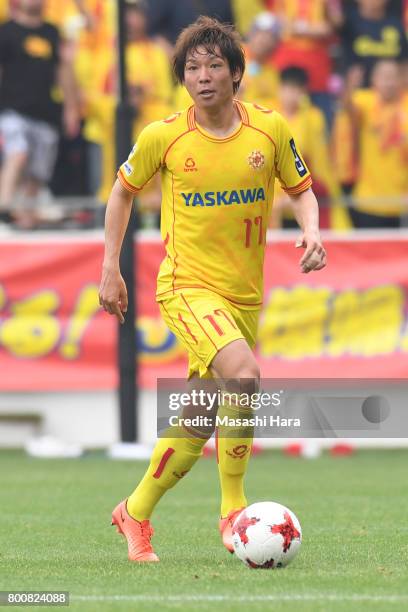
[126,40,173,139]
[75,36,173,201]
[352,89,408,216]
[239,46,279,110]
[273,97,339,201]
[273,0,327,48]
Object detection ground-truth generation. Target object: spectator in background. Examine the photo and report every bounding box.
[238,12,281,107]
[125,0,173,139]
[76,0,169,221]
[270,67,344,229]
[343,59,408,228]
[125,0,172,226]
[72,0,116,202]
[265,0,336,126]
[334,0,408,88]
[232,0,265,36]
[146,0,234,57]
[1,0,96,30]
[0,0,80,227]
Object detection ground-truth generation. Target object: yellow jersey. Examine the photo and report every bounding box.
[118,101,312,307]
[353,90,408,216]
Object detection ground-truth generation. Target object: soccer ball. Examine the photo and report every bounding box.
[231,501,302,569]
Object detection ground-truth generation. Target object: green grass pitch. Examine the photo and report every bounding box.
[0,449,407,612]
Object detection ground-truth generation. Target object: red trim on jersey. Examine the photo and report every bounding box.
[163,128,195,165]
[117,167,160,194]
[252,103,273,113]
[187,105,195,130]
[153,447,175,478]
[178,312,198,344]
[160,301,204,365]
[235,100,249,125]
[195,124,244,142]
[180,293,218,351]
[284,175,312,195]
[164,112,182,124]
[203,313,224,336]
[245,124,277,152]
[190,102,245,142]
[190,102,249,128]
[117,169,142,194]
[171,173,178,293]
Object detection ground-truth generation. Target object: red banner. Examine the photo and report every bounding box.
[1,234,408,391]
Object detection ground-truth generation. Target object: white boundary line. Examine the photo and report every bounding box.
[72,594,408,603]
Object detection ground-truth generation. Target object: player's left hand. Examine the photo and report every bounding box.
[295,232,327,273]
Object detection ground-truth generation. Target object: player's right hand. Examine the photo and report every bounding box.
[98,266,128,324]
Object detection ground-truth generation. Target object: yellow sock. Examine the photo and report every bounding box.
[216,402,253,517]
[127,428,207,521]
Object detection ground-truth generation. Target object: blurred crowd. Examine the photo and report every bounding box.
[0,0,407,230]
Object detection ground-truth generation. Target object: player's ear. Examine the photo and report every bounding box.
[232,68,242,84]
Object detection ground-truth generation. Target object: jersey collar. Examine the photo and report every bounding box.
[187,100,249,142]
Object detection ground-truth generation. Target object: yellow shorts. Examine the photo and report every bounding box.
[158,288,260,378]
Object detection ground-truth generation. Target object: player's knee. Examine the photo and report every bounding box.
[225,363,260,397]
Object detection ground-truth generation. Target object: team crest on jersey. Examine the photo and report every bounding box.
[248,150,265,170]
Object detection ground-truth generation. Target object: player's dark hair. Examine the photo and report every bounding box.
[280,66,309,88]
[173,16,245,94]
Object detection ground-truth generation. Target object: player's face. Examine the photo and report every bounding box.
[125,8,147,41]
[184,46,240,109]
[19,0,44,16]
[249,30,277,60]
[279,83,305,113]
[357,0,388,14]
[372,61,400,101]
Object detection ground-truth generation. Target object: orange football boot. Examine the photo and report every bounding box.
[219,507,245,553]
[111,499,159,562]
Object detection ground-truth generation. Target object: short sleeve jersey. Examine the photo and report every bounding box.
[118,100,312,307]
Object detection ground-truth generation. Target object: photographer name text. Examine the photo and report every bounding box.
[168,415,301,428]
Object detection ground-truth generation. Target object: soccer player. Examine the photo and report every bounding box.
[99,16,326,563]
